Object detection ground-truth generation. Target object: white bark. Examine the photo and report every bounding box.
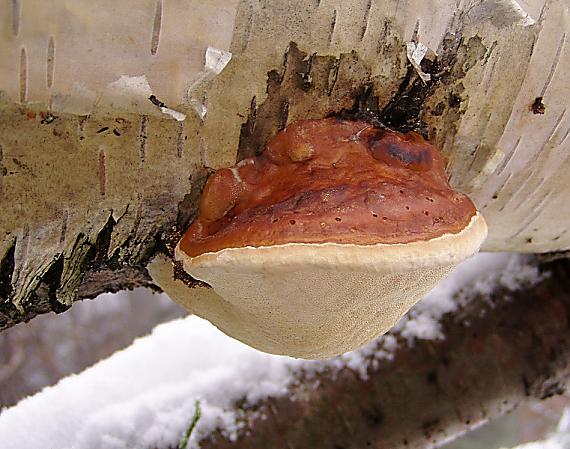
[0,0,569,324]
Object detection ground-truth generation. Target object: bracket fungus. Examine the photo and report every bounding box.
[166,118,487,359]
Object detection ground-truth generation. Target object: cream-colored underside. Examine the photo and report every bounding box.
[149,214,487,359]
[154,213,487,359]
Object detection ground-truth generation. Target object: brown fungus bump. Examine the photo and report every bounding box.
[174,118,487,359]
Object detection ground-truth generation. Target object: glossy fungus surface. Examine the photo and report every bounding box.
[180,118,476,257]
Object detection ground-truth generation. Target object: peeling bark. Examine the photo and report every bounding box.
[0,0,569,327]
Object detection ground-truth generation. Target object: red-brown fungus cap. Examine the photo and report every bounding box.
[179,118,477,257]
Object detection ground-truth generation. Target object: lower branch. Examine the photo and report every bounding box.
[198,258,570,449]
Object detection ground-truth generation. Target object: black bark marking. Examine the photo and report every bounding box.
[59,210,69,246]
[176,121,184,158]
[98,148,106,196]
[360,0,372,41]
[541,32,566,97]
[0,144,5,199]
[327,9,337,46]
[19,47,27,103]
[139,115,148,162]
[11,0,20,36]
[530,96,545,115]
[150,0,162,56]
[0,240,16,301]
[47,36,55,88]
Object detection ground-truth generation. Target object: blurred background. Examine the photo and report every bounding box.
[0,289,184,406]
[0,289,568,448]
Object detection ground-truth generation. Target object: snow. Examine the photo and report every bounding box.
[0,316,302,449]
[501,406,570,449]
[0,253,546,449]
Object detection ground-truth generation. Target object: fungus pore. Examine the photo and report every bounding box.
[170,118,487,359]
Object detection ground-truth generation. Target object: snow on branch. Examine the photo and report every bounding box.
[0,253,562,449]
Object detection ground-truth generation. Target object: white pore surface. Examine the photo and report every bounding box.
[0,253,545,449]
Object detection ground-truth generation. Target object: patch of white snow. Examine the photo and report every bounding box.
[0,316,301,449]
[0,253,547,448]
[500,406,570,449]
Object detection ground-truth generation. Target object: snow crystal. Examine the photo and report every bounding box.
[0,253,546,448]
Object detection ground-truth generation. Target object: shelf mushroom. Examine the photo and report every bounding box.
[161,118,487,359]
